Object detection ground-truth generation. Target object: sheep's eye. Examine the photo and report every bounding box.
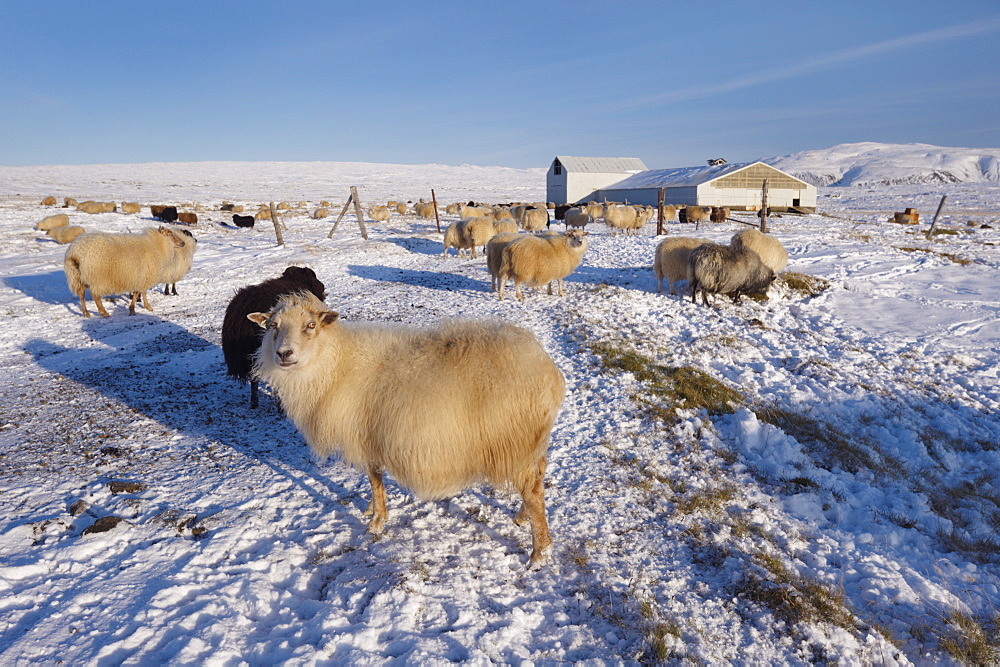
[268,320,278,329]
[306,321,316,330]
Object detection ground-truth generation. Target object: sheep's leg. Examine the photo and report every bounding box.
[249,380,259,409]
[93,294,110,318]
[516,456,552,569]
[139,291,153,311]
[364,465,388,534]
[656,277,663,293]
[515,281,525,302]
[547,282,553,295]
[498,276,507,300]
[78,293,91,318]
[556,279,565,296]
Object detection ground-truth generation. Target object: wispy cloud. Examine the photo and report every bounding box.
[632,16,1000,108]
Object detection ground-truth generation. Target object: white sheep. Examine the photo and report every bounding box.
[653,236,712,294]
[602,204,637,235]
[493,217,518,234]
[688,242,776,306]
[730,228,789,273]
[459,204,490,219]
[414,202,437,219]
[40,196,57,206]
[461,217,496,258]
[63,197,78,208]
[520,207,549,232]
[64,226,185,318]
[121,202,141,214]
[442,220,471,258]
[563,207,592,229]
[368,205,391,223]
[499,229,589,301]
[47,225,86,244]
[682,205,711,225]
[486,231,521,292]
[395,203,407,215]
[312,208,330,219]
[157,228,198,295]
[35,213,70,231]
[248,292,565,568]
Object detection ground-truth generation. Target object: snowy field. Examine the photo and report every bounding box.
[0,161,998,664]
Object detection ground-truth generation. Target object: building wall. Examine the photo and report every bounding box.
[593,184,816,209]
[547,171,644,205]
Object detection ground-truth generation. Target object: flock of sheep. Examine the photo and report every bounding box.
[31,192,789,568]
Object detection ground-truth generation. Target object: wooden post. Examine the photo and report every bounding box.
[327,187,369,240]
[268,202,285,246]
[925,195,947,239]
[431,189,441,233]
[351,186,369,240]
[656,187,665,236]
[760,178,769,233]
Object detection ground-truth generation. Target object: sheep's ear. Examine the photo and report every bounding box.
[247,312,269,328]
[321,311,339,326]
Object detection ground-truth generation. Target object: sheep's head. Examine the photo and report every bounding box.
[248,292,338,370]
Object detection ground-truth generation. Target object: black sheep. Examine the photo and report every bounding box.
[232,214,255,228]
[221,266,327,408]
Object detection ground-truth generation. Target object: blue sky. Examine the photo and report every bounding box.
[2,1,998,168]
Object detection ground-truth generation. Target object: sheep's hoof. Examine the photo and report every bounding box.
[367,515,386,535]
[513,507,528,527]
[527,544,553,570]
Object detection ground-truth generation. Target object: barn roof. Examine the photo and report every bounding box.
[603,161,811,190]
[554,156,648,174]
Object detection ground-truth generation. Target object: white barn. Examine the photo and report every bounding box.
[593,161,817,211]
[546,156,647,205]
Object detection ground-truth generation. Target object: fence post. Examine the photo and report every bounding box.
[925,195,948,239]
[656,187,665,235]
[760,178,769,233]
[431,189,441,233]
[268,202,285,246]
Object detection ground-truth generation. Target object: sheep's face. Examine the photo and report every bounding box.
[248,295,338,370]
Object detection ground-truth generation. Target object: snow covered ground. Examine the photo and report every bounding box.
[0,161,998,664]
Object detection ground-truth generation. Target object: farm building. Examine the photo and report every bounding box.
[546,156,648,205]
[592,161,817,211]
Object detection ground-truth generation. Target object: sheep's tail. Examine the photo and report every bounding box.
[65,254,85,297]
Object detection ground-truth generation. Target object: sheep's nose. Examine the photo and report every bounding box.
[276,349,295,363]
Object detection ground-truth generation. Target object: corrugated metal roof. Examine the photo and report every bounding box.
[605,162,753,189]
[602,161,811,189]
[554,156,647,174]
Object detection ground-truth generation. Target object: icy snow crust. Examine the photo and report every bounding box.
[0,160,998,664]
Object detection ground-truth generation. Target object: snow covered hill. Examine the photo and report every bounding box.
[766,142,1000,187]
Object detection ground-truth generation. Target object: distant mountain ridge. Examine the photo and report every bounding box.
[764,142,1000,187]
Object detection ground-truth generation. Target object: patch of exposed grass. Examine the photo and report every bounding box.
[674,483,738,516]
[779,272,831,298]
[927,477,1000,562]
[736,553,857,631]
[896,245,973,265]
[590,341,743,422]
[753,405,906,477]
[936,611,999,664]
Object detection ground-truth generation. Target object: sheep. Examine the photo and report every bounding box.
[47,225,86,244]
[220,203,235,211]
[40,196,57,206]
[499,229,589,301]
[247,291,565,568]
[459,204,490,219]
[157,228,198,295]
[414,202,436,219]
[177,212,198,225]
[121,202,141,215]
[255,208,272,221]
[687,242,776,306]
[368,205,391,223]
[710,206,731,223]
[493,217,518,234]
[653,236,712,294]
[63,197,78,208]
[35,213,70,231]
[151,205,179,222]
[730,228,789,273]
[442,220,471,258]
[520,207,549,232]
[461,217,496,257]
[659,204,678,222]
[585,203,604,221]
[101,202,117,213]
[319,200,331,207]
[78,202,105,214]
[312,208,329,219]
[602,204,637,234]
[510,204,529,224]
[626,206,654,234]
[682,205,711,225]
[63,226,185,318]
[395,203,407,215]
[445,203,461,215]
[233,214,255,228]
[563,207,592,229]
[486,232,521,292]
[222,266,327,409]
